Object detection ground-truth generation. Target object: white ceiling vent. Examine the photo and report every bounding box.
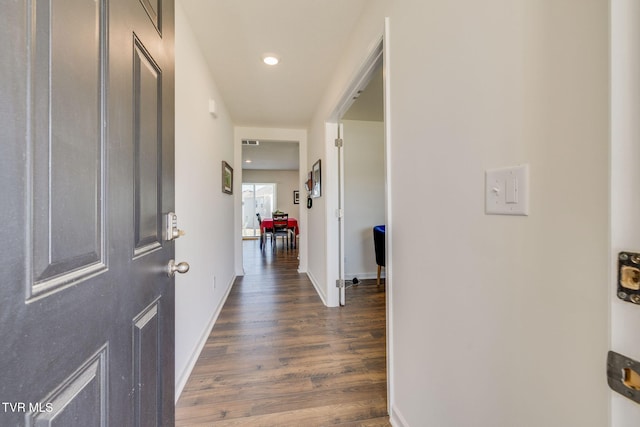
[242,140,260,146]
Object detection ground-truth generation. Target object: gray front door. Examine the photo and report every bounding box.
[0,0,175,424]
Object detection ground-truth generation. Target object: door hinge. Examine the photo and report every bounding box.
[335,138,343,148]
[336,208,344,218]
[336,279,345,288]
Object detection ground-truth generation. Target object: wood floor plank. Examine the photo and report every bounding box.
[178,399,388,427]
[177,383,387,423]
[175,240,389,426]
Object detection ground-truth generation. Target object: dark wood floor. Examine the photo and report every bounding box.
[175,239,389,426]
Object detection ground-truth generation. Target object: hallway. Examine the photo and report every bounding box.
[175,240,389,426]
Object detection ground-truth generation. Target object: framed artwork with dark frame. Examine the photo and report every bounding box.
[293,190,300,204]
[311,159,321,198]
[222,161,233,194]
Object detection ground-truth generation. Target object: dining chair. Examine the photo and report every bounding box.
[272,212,289,250]
[373,225,385,286]
[256,213,272,250]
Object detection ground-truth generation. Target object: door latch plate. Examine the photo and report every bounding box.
[608,351,640,404]
[617,252,640,304]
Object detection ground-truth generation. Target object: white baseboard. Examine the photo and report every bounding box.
[390,404,409,427]
[345,271,385,281]
[174,274,236,403]
[306,270,328,306]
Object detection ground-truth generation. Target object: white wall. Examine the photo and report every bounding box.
[343,120,385,279]
[242,169,301,220]
[304,121,332,304]
[611,0,640,425]
[174,1,236,400]
[309,1,610,426]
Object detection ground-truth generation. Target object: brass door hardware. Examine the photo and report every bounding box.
[617,252,640,304]
[608,351,640,404]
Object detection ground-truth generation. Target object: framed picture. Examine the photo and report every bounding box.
[311,159,321,198]
[293,190,300,204]
[222,161,233,194]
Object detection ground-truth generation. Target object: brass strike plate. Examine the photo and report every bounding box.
[608,351,640,404]
[617,252,640,304]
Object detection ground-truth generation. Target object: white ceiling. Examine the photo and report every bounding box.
[179,0,369,128]
[180,0,382,170]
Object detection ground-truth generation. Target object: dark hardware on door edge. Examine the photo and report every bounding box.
[607,351,640,404]
[617,252,640,304]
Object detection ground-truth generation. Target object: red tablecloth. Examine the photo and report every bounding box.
[260,218,299,235]
[260,217,298,249]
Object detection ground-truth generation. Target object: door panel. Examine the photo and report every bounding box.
[133,38,163,256]
[27,346,108,427]
[31,0,106,298]
[133,300,161,426]
[0,0,175,424]
[140,0,162,32]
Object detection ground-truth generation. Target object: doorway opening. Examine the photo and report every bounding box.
[340,64,385,302]
[236,132,306,276]
[327,37,386,308]
[324,22,392,413]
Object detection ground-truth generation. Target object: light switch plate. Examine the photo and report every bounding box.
[485,164,529,216]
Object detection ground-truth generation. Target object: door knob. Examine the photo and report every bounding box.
[166,259,190,277]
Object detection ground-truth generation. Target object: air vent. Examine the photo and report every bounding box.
[242,140,260,146]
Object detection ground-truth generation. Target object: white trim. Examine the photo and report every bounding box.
[610,1,636,424]
[306,270,328,306]
[325,122,340,308]
[383,15,395,419]
[329,40,384,122]
[343,272,385,281]
[338,122,345,306]
[174,274,236,402]
[390,404,409,427]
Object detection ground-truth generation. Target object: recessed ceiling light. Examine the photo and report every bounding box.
[245,159,252,163]
[263,56,279,66]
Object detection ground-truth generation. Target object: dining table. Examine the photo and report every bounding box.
[260,217,299,249]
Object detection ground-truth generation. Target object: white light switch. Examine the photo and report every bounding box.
[485,164,529,215]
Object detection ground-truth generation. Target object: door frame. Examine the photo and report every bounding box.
[325,37,384,307]
[324,17,394,415]
[611,0,640,424]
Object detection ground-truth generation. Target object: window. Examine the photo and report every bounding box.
[242,183,276,237]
